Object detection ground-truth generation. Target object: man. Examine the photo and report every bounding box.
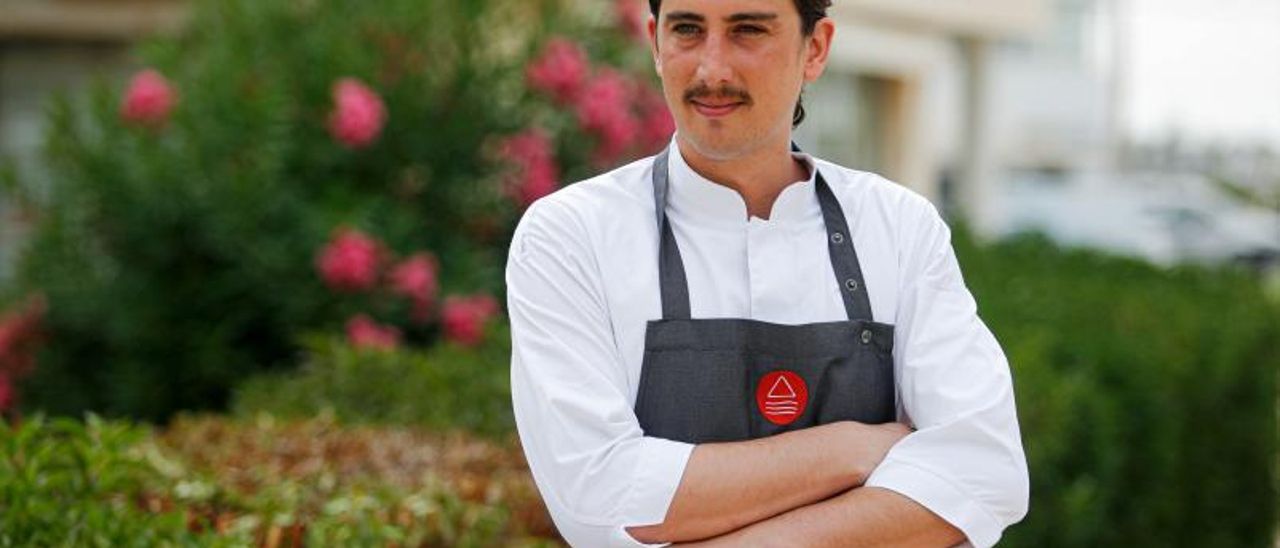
[506,0,1029,546]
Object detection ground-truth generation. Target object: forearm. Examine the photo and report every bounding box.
[678,486,965,548]
[628,421,903,543]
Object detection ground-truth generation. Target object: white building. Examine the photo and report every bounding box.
[795,0,1053,223]
[802,0,1278,268]
[984,0,1279,267]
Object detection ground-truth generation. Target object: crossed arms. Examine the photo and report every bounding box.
[507,197,1028,548]
[625,421,966,546]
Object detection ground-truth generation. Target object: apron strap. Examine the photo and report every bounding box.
[652,149,693,319]
[815,170,875,322]
[650,143,873,322]
[791,143,875,321]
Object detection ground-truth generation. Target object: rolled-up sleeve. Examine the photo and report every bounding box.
[507,199,695,547]
[864,199,1030,548]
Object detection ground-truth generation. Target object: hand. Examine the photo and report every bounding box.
[843,421,912,484]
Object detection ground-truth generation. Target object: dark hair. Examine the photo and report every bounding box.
[647,0,832,126]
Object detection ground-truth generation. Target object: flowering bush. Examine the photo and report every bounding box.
[315,226,500,349]
[0,0,668,420]
[513,24,675,176]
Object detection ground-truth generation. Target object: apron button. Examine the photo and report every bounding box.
[830,232,845,244]
[861,329,873,344]
[844,278,859,291]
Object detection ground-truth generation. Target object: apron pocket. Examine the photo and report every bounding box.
[814,344,895,425]
[635,349,752,444]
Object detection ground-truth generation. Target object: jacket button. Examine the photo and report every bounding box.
[845,278,859,291]
[861,329,873,344]
[830,232,845,244]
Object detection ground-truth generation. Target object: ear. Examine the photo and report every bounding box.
[803,18,835,83]
[648,14,662,73]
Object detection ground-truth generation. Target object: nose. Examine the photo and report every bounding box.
[694,33,733,86]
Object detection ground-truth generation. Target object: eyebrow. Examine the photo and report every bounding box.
[664,11,705,23]
[663,11,779,24]
[726,12,778,23]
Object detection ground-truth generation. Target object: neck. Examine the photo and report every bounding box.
[675,134,810,220]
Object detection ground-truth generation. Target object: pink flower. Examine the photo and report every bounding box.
[636,86,675,153]
[120,69,177,127]
[526,38,589,104]
[499,129,560,208]
[614,0,648,41]
[441,294,500,347]
[0,295,45,377]
[576,70,640,164]
[513,160,559,208]
[576,70,632,132]
[0,294,46,412]
[316,227,383,292]
[346,314,401,350]
[388,253,440,322]
[0,321,19,372]
[328,78,387,149]
[0,373,11,412]
[500,127,555,166]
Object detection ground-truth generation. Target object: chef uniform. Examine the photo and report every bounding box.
[507,138,1028,547]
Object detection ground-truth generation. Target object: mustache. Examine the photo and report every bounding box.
[683,83,752,105]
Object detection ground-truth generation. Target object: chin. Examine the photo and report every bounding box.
[680,128,759,162]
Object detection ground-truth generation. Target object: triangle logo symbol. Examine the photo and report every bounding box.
[767,375,797,399]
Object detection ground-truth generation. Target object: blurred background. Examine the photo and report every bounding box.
[0,0,1276,546]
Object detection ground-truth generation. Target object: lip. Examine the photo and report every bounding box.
[691,101,744,118]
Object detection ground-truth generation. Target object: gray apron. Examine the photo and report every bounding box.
[634,147,896,444]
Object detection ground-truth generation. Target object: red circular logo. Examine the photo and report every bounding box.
[756,370,808,426]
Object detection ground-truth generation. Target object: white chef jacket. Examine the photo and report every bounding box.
[506,138,1029,548]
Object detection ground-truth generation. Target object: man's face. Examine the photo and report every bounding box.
[647,0,833,161]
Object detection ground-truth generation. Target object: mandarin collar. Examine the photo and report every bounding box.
[665,136,821,227]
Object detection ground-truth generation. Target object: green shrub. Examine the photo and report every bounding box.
[0,415,239,547]
[954,231,1280,547]
[0,413,559,547]
[3,0,663,421]
[233,322,514,438]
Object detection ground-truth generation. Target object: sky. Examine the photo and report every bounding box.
[1125,0,1280,147]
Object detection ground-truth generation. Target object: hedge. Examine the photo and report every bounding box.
[958,231,1279,547]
